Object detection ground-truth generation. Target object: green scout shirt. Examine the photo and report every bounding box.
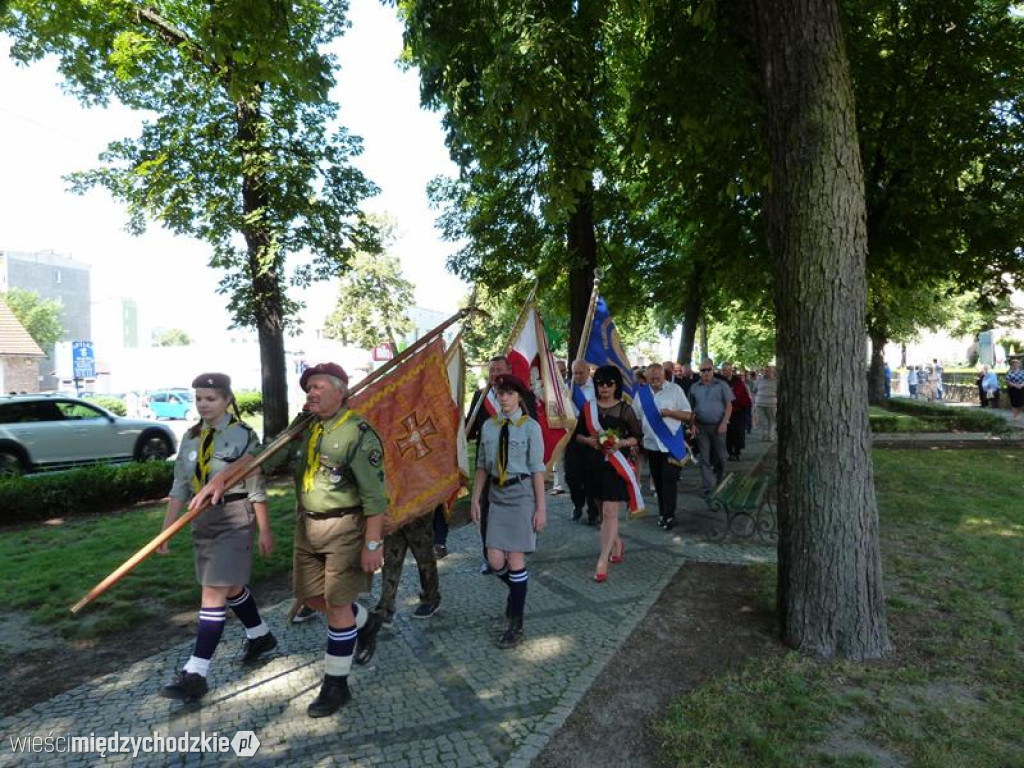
[292,405,389,516]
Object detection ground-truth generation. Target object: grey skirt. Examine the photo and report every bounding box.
[486,478,536,554]
[192,498,255,587]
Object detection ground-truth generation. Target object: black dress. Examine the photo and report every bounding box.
[572,401,643,503]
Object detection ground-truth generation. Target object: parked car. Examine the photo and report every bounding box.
[145,389,197,421]
[0,394,177,477]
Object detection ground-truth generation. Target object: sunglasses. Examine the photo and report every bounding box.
[595,380,615,387]
[700,368,713,373]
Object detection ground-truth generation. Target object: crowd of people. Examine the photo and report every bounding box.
[157,357,778,718]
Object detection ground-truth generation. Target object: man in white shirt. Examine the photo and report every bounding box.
[566,360,597,524]
[633,362,692,531]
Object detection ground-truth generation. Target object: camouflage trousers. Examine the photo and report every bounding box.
[375,511,441,615]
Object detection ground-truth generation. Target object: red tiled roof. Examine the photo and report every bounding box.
[0,297,45,357]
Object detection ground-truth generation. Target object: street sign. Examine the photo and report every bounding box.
[372,342,395,362]
[72,341,96,379]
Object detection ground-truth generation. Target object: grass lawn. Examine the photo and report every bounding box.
[656,448,1024,766]
[0,484,298,639]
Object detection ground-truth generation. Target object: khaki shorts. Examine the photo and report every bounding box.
[293,513,371,607]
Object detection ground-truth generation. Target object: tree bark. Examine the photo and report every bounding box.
[754,0,890,659]
[238,91,289,440]
[567,179,598,361]
[677,271,702,365]
[698,317,709,363]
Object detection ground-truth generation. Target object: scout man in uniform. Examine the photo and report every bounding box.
[191,362,388,718]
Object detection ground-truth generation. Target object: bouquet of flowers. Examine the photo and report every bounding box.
[597,429,620,456]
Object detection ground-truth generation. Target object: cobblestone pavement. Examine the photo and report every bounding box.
[1,437,776,767]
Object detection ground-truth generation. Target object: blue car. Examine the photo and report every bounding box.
[145,390,197,421]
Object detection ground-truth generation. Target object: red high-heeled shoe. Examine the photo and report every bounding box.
[593,572,607,583]
[609,541,626,565]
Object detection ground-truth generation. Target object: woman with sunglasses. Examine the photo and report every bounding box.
[572,365,643,582]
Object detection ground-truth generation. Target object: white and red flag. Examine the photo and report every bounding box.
[506,302,575,467]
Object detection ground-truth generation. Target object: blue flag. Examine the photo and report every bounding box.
[582,296,636,400]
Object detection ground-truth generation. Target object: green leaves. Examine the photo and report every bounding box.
[1,288,65,349]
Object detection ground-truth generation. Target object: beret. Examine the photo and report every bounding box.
[492,373,530,399]
[191,372,232,390]
[300,362,349,391]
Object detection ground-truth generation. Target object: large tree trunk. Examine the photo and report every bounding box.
[755,0,889,659]
[238,91,290,440]
[567,179,598,361]
[677,271,702,364]
[867,324,887,405]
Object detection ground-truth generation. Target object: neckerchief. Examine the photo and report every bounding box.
[303,409,354,493]
[192,415,238,493]
[493,410,529,487]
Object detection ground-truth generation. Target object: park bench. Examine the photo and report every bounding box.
[707,472,777,543]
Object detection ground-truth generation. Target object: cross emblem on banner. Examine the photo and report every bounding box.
[396,412,438,459]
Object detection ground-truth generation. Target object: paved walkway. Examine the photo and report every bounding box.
[1,437,776,767]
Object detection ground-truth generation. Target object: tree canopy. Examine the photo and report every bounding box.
[152,327,192,347]
[1,287,64,349]
[3,0,380,435]
[323,217,414,350]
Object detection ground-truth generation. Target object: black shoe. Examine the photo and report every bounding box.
[291,605,318,624]
[496,616,524,649]
[434,544,448,559]
[354,611,384,665]
[585,516,598,527]
[664,517,676,532]
[480,561,494,575]
[571,507,583,522]
[657,517,666,529]
[161,671,208,701]
[413,600,441,619]
[306,675,350,718]
[377,609,395,629]
[240,632,278,663]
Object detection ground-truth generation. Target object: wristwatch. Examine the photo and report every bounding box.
[366,540,383,552]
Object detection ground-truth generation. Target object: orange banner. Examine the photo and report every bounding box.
[350,338,461,528]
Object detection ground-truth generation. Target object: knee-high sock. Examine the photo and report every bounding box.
[507,569,528,618]
[226,587,269,639]
[493,565,511,587]
[183,606,226,676]
[352,602,368,630]
[325,623,357,677]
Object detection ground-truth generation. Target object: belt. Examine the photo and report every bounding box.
[222,492,248,503]
[491,473,531,488]
[305,506,362,520]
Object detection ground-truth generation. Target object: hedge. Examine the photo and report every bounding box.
[0,461,173,524]
[234,389,262,415]
[881,399,1009,433]
[91,396,126,416]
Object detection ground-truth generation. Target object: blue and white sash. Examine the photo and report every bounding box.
[637,385,688,462]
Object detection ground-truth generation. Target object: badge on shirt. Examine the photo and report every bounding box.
[368,448,383,467]
[187,450,198,461]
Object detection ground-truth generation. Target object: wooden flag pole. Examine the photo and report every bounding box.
[348,306,474,399]
[575,268,604,363]
[70,411,314,614]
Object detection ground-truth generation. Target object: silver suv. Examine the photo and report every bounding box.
[0,395,177,477]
